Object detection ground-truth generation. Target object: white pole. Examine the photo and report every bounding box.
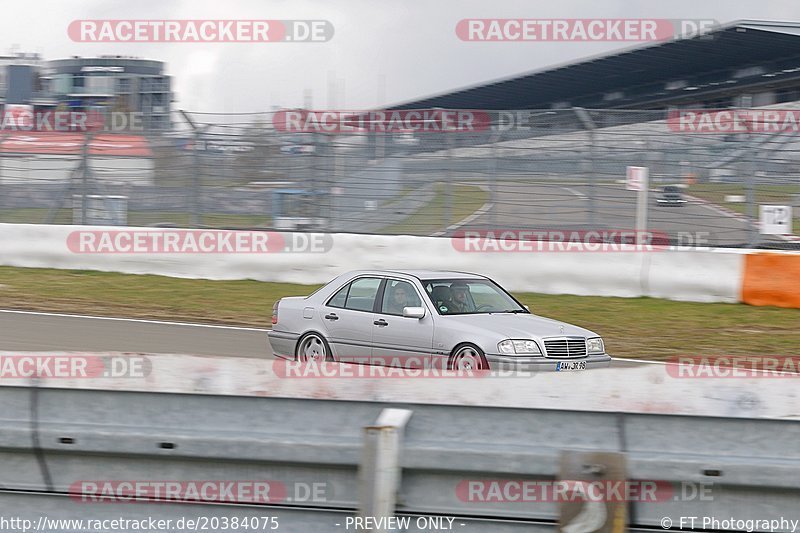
[358,409,413,532]
[635,168,649,245]
[627,166,649,246]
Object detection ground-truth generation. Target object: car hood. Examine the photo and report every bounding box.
[444,313,598,340]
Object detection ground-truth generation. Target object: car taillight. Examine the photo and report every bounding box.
[272,300,280,325]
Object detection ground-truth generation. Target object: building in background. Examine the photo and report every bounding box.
[44,56,173,130]
[0,53,173,131]
[0,52,57,114]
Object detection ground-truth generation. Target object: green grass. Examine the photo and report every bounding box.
[685,183,800,227]
[0,266,797,360]
[0,266,311,326]
[385,183,489,235]
[0,208,271,228]
[517,292,798,360]
[380,186,414,207]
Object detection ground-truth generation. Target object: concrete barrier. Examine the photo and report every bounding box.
[1,352,797,419]
[0,222,795,306]
[3,352,800,531]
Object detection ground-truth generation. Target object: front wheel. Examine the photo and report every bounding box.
[449,344,488,371]
[295,332,331,362]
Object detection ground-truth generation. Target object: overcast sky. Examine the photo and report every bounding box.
[3,0,800,113]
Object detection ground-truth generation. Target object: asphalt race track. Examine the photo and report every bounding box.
[456,181,753,246]
[0,309,645,369]
[0,310,268,357]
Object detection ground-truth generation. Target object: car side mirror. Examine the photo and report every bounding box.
[403,306,426,319]
[524,305,530,311]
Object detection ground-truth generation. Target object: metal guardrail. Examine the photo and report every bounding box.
[1,379,799,532]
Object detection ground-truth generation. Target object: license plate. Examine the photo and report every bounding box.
[556,361,586,371]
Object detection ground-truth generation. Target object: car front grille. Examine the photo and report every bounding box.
[543,337,587,358]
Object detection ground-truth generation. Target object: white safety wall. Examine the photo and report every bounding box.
[2,352,796,420]
[0,223,744,303]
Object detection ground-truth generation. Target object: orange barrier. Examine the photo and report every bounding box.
[741,253,800,308]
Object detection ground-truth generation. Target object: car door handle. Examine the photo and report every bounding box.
[324,313,339,321]
[374,319,388,326]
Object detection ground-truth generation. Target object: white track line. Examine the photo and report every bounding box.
[561,186,588,200]
[613,357,669,365]
[683,193,751,222]
[0,309,270,332]
[432,183,494,237]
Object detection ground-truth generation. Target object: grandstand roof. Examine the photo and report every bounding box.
[390,20,800,110]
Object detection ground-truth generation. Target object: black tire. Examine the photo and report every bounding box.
[448,344,488,371]
[295,332,333,362]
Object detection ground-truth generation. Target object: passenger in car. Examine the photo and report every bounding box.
[431,285,454,314]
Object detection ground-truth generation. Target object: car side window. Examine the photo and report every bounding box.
[327,284,349,308]
[381,280,422,316]
[343,277,382,312]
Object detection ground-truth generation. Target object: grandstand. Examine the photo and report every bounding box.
[391,20,800,112]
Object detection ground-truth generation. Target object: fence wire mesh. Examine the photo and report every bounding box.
[1,107,799,248]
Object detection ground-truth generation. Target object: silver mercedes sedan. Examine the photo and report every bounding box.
[268,270,612,372]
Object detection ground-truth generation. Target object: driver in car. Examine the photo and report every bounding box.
[386,284,411,315]
[449,282,475,313]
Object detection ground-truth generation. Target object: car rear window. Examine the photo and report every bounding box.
[326,277,383,312]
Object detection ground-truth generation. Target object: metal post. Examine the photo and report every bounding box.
[80,132,93,225]
[573,107,596,228]
[332,135,340,232]
[376,129,385,161]
[324,133,333,231]
[588,129,596,228]
[739,110,758,248]
[490,134,498,230]
[626,166,650,246]
[443,134,452,233]
[191,128,201,226]
[358,408,413,532]
[635,168,649,245]
[746,152,758,247]
[179,110,202,227]
[311,133,319,226]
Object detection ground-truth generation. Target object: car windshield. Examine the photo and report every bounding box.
[422,279,527,315]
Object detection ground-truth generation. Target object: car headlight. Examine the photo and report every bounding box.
[587,337,604,354]
[498,339,542,355]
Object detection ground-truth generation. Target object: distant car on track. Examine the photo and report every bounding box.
[268,270,612,372]
[656,185,687,206]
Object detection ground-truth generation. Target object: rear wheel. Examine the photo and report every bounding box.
[295,333,331,362]
[449,344,488,371]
